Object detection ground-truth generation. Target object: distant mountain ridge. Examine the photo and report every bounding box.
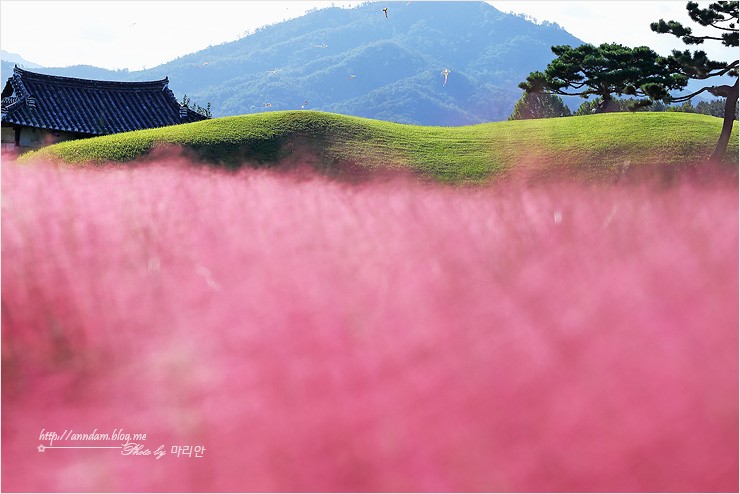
[143,1,587,124]
[0,50,42,70]
[3,2,590,125]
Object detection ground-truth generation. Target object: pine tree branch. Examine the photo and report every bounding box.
[698,60,739,78]
[684,34,726,42]
[709,24,737,31]
[550,89,599,97]
[670,86,714,102]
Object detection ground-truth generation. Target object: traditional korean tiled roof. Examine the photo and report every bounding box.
[1,66,208,135]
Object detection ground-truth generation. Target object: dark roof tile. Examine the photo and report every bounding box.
[1,66,208,135]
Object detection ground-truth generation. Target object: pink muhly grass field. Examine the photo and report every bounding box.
[1,155,738,492]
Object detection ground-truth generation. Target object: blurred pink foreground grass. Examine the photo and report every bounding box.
[2,155,738,492]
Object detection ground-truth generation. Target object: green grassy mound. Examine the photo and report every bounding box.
[22,111,739,183]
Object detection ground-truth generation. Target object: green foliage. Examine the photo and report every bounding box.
[519,43,689,111]
[573,97,660,115]
[508,92,571,120]
[695,98,725,117]
[665,100,697,112]
[22,111,738,183]
[181,94,212,118]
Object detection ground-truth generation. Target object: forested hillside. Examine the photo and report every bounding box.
[145,2,585,124]
[2,2,585,125]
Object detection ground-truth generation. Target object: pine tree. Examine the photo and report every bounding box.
[519,43,688,113]
[651,1,738,162]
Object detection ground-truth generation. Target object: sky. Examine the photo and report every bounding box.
[0,1,736,71]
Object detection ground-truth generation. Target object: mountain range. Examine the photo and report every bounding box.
[2,2,586,125]
[0,2,726,125]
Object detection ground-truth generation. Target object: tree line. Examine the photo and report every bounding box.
[509,92,739,119]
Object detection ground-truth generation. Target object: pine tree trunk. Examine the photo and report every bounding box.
[709,79,739,164]
[596,94,615,113]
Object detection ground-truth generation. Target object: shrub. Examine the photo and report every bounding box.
[508,92,571,120]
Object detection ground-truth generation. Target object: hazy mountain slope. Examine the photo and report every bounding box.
[132,1,585,124]
[1,59,133,84]
[2,2,584,124]
[2,2,581,125]
[3,2,732,124]
[0,50,42,74]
